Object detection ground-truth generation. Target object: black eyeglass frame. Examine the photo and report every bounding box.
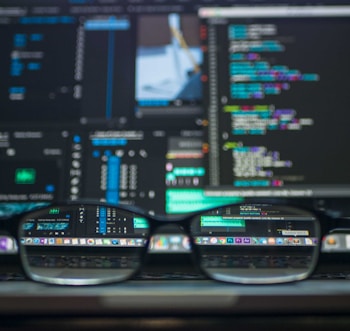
[0,200,323,286]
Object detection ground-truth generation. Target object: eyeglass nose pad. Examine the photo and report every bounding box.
[148,224,191,253]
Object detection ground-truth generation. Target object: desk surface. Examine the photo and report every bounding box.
[1,279,350,316]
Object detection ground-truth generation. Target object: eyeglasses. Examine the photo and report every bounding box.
[1,201,321,286]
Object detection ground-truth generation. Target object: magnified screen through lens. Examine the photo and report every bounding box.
[190,204,320,284]
[17,202,320,285]
[19,204,150,285]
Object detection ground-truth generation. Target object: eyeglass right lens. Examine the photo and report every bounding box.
[18,204,150,285]
[190,204,320,284]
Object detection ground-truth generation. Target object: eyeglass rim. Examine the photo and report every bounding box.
[10,200,322,286]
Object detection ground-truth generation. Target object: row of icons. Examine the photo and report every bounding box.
[22,237,146,247]
[322,233,350,252]
[195,236,318,246]
[21,236,318,247]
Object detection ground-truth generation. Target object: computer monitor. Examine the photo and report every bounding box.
[0,0,350,255]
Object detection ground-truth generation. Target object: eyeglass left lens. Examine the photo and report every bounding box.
[18,204,150,285]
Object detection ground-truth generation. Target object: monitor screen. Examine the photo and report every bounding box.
[200,5,350,199]
[0,0,350,255]
[0,0,243,220]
